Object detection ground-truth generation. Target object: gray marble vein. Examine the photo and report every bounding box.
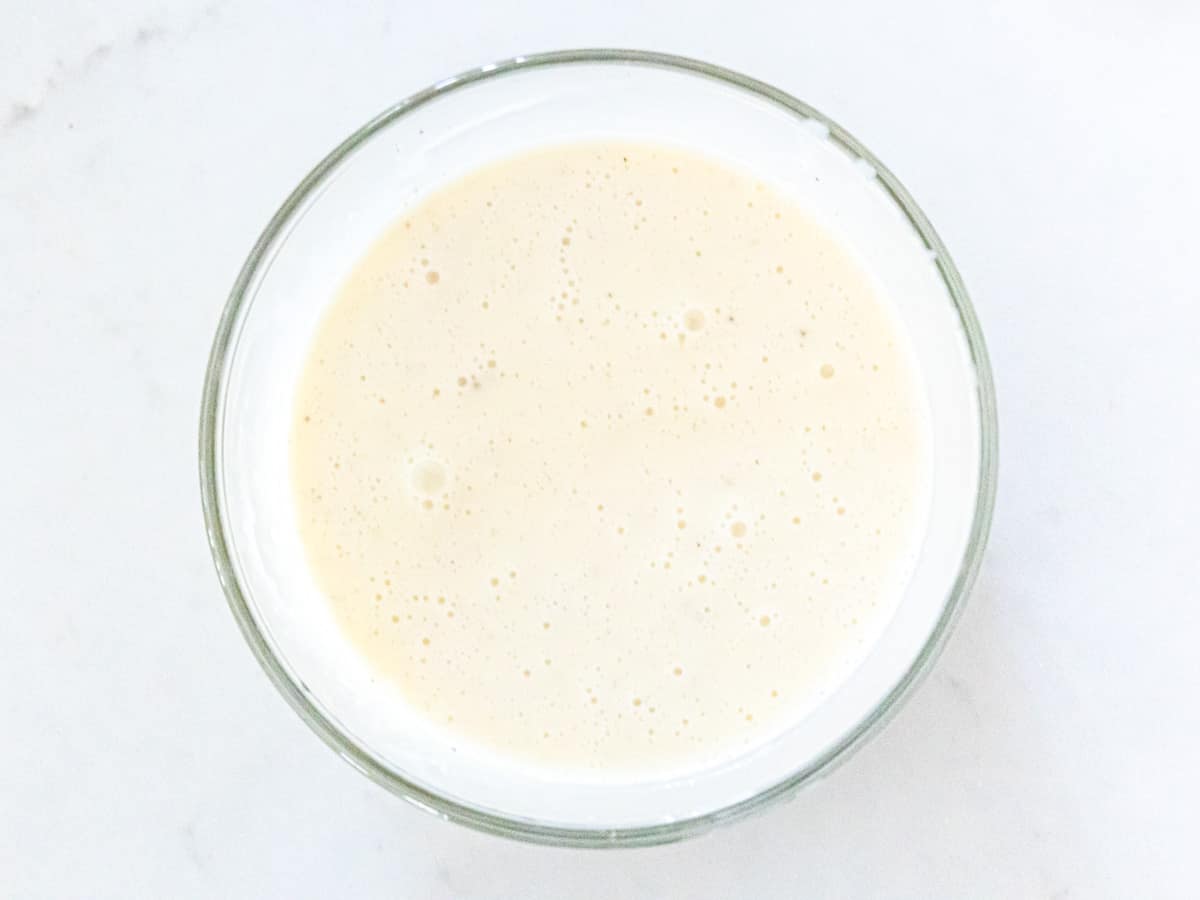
[2,2,221,137]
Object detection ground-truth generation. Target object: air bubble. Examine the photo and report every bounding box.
[412,460,447,495]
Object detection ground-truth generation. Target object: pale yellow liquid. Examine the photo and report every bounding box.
[292,143,929,773]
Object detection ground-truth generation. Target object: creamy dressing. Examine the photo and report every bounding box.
[290,143,930,773]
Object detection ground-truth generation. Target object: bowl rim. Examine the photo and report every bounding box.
[198,47,998,848]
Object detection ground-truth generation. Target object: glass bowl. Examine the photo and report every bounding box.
[199,49,997,847]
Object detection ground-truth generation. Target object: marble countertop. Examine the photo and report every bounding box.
[4,1,1197,896]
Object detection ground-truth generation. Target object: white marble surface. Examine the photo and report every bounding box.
[3,1,1198,896]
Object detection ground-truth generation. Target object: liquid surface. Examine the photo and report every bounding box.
[291,143,930,773]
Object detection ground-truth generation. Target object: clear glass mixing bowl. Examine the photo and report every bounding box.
[199,49,997,846]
